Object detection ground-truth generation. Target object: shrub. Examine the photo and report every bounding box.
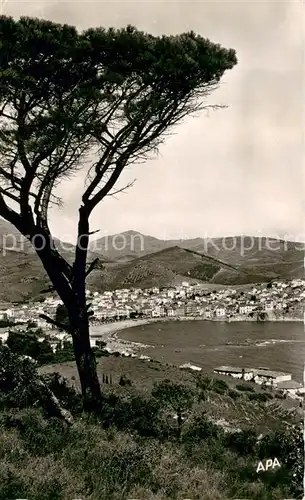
[275,392,285,400]
[236,383,255,392]
[228,389,241,399]
[119,374,132,386]
[0,345,46,411]
[248,392,269,402]
[2,409,76,457]
[224,428,257,456]
[208,379,229,394]
[182,415,219,444]
[196,375,213,391]
[100,393,163,438]
[6,330,54,365]
[41,373,82,414]
[92,346,110,358]
[257,426,303,497]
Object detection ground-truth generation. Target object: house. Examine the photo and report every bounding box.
[167,308,176,317]
[276,380,305,396]
[213,366,254,381]
[264,301,274,311]
[175,307,186,316]
[0,330,8,344]
[239,304,255,314]
[215,307,226,317]
[252,369,291,386]
[152,306,165,317]
[204,308,213,319]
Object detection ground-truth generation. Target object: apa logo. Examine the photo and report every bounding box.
[256,457,281,472]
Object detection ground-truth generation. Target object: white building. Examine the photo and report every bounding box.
[276,380,305,396]
[0,330,8,343]
[264,301,274,311]
[252,369,291,386]
[239,305,255,314]
[213,366,254,381]
[215,308,226,317]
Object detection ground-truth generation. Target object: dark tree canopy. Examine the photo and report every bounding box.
[0,16,237,229]
[0,16,237,408]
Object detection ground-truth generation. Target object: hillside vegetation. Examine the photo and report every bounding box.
[0,342,303,500]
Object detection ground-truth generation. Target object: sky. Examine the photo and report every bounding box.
[1,0,304,243]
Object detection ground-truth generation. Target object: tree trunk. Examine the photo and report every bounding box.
[35,238,102,412]
[68,205,102,411]
[69,310,102,413]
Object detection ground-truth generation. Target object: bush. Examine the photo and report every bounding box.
[257,426,303,497]
[0,345,46,411]
[182,415,219,444]
[275,392,285,400]
[53,342,75,364]
[228,389,241,399]
[248,392,269,402]
[224,428,257,456]
[1,409,76,456]
[236,383,255,392]
[92,346,110,358]
[6,330,54,365]
[98,392,163,437]
[41,373,82,414]
[211,379,229,392]
[119,374,132,387]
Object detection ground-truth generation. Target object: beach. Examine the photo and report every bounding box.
[90,318,165,355]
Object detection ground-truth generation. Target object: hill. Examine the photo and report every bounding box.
[0,219,112,301]
[89,229,174,260]
[90,231,304,265]
[90,231,304,285]
[88,245,286,291]
[0,222,303,301]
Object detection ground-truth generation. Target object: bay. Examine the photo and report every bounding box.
[119,320,305,382]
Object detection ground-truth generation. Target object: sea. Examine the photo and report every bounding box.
[119,320,305,382]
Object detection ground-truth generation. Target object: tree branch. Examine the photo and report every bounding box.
[88,229,100,236]
[106,179,136,198]
[36,378,74,425]
[39,313,73,333]
[85,258,102,277]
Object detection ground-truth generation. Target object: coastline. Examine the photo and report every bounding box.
[89,315,303,356]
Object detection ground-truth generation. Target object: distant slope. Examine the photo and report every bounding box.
[90,231,304,267]
[0,219,113,301]
[89,230,174,260]
[89,246,273,291]
[0,218,111,263]
[0,222,303,301]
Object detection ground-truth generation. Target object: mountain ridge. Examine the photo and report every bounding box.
[0,221,303,301]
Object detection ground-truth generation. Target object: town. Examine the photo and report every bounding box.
[0,278,304,328]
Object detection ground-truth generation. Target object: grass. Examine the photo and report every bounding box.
[0,410,247,500]
[1,343,303,500]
